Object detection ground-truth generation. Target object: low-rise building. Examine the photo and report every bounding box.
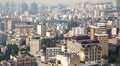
[10,51,37,66]
[56,52,80,66]
[14,25,34,35]
[46,47,61,61]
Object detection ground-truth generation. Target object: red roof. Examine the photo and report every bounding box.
[72,36,90,40]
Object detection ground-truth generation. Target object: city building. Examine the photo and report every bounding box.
[0,33,7,45]
[90,26,106,40]
[21,2,28,14]
[3,2,15,16]
[95,34,109,56]
[30,3,38,15]
[111,27,117,37]
[46,47,61,61]
[116,0,120,11]
[10,51,37,66]
[66,35,102,63]
[64,27,86,37]
[14,25,34,35]
[56,52,80,66]
[0,18,21,31]
[6,37,23,45]
[30,39,41,57]
[0,21,7,31]
[37,23,46,37]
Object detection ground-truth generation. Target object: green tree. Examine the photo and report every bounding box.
[102,55,109,60]
[20,46,30,51]
[116,58,120,64]
[1,44,19,61]
[109,55,117,63]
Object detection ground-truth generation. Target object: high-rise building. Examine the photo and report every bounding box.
[21,2,28,14]
[0,4,2,14]
[0,33,7,45]
[114,0,120,11]
[30,39,41,56]
[116,0,120,11]
[3,2,15,16]
[30,3,38,15]
[0,21,7,31]
[90,26,106,40]
[37,23,46,37]
[7,20,12,30]
[95,34,109,56]
[3,2,9,15]
[90,26,95,40]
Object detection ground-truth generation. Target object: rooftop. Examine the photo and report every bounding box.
[58,52,78,58]
[81,40,99,44]
[65,35,90,40]
[95,34,108,36]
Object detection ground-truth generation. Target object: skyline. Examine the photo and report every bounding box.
[0,0,114,5]
[0,0,120,66]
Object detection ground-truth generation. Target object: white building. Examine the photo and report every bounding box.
[112,28,117,36]
[64,27,86,37]
[46,31,51,38]
[73,27,86,36]
[37,23,46,37]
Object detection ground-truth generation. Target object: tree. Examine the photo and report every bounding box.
[0,48,1,53]
[20,46,30,51]
[109,55,117,63]
[1,44,19,61]
[116,58,120,64]
[102,55,109,60]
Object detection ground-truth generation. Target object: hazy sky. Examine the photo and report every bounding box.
[0,0,113,5]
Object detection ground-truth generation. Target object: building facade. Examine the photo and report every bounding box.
[37,23,46,37]
[66,36,102,63]
[46,47,61,61]
[30,39,41,56]
[95,34,109,56]
[10,52,37,66]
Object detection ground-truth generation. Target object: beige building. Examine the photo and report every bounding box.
[90,26,106,40]
[6,38,23,45]
[95,34,109,56]
[46,47,61,61]
[14,25,34,35]
[10,52,36,66]
[56,52,80,66]
[30,39,41,56]
[66,36,102,63]
[7,20,12,30]
[111,27,117,36]
[107,20,113,26]
[109,38,118,45]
